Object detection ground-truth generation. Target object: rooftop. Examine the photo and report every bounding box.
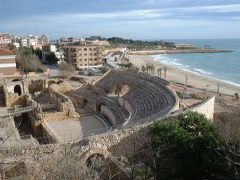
[0,47,15,56]
[64,45,104,49]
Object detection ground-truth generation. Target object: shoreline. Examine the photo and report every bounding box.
[128,48,233,55]
[129,55,240,96]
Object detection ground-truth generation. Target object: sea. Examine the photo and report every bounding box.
[150,39,240,86]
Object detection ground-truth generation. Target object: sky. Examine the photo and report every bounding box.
[1,0,240,40]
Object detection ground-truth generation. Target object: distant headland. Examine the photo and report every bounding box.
[106,37,233,55]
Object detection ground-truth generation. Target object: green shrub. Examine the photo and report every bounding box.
[150,112,226,179]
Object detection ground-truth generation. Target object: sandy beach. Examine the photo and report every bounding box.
[129,55,240,96]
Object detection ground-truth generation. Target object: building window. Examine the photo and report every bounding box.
[84,48,87,51]
[85,59,87,61]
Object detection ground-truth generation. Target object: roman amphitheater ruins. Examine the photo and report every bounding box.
[0,69,215,177]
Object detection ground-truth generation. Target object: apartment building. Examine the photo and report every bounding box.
[0,33,12,46]
[64,45,105,69]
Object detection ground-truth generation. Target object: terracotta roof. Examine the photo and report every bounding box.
[0,48,15,56]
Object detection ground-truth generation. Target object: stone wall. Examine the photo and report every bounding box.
[28,80,45,94]
[86,99,97,113]
[190,96,215,121]
[49,87,79,118]
[42,123,61,143]
[101,105,117,125]
[0,97,216,166]
[3,81,28,107]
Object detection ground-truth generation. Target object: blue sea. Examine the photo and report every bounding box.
[151,39,240,86]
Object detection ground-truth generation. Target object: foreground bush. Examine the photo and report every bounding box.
[150,111,239,179]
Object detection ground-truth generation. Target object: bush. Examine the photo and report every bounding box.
[150,112,227,179]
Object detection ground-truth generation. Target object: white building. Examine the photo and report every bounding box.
[0,33,12,45]
[13,42,20,49]
[20,38,28,47]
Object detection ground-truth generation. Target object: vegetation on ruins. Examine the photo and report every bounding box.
[16,47,44,73]
[150,111,240,179]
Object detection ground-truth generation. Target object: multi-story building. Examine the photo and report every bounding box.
[20,38,28,47]
[38,34,49,45]
[64,45,105,69]
[27,35,38,46]
[0,47,17,75]
[0,33,12,46]
[87,40,109,46]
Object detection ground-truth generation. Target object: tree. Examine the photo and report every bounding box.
[150,65,155,75]
[163,66,167,79]
[234,93,239,100]
[157,68,160,77]
[141,65,146,73]
[33,48,43,60]
[146,64,151,74]
[150,112,226,179]
[16,47,43,73]
[45,52,58,64]
[59,63,75,78]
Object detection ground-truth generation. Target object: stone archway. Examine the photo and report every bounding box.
[86,153,105,169]
[96,103,104,112]
[83,99,88,107]
[82,143,109,163]
[14,85,22,96]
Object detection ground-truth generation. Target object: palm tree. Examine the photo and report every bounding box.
[159,67,163,78]
[146,64,150,74]
[141,65,146,73]
[157,68,160,77]
[157,67,163,77]
[151,65,155,75]
[163,66,167,79]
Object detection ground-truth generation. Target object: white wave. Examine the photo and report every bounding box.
[182,68,198,74]
[193,68,213,75]
[223,80,240,87]
[150,54,240,87]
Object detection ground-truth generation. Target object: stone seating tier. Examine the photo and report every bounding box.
[95,70,177,123]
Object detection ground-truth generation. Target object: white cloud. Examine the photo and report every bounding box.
[181,4,240,13]
[62,9,169,20]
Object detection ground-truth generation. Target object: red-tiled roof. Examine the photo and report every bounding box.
[0,48,15,56]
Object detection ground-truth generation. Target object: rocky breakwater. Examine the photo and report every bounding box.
[129,48,233,55]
